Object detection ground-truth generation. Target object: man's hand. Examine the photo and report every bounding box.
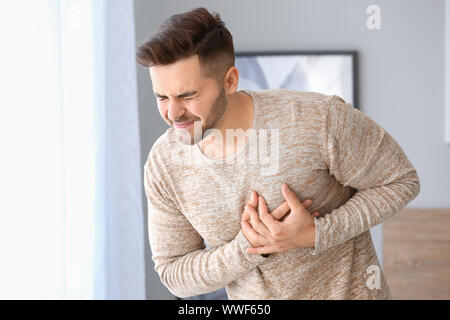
[240,183,318,255]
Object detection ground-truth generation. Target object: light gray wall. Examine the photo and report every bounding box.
[134,0,447,299]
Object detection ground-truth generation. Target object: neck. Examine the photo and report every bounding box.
[199,91,254,158]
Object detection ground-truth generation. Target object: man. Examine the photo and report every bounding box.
[136,7,420,299]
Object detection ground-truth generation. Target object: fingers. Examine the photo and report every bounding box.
[257,196,282,234]
[241,219,266,245]
[247,188,319,222]
[271,200,290,220]
[279,206,319,222]
[243,190,258,222]
[302,199,312,209]
[271,198,312,221]
[282,183,304,210]
[242,208,250,222]
[245,204,271,238]
[248,190,258,207]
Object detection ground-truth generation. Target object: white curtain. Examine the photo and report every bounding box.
[0,0,145,299]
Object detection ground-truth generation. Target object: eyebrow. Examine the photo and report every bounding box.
[154,90,198,99]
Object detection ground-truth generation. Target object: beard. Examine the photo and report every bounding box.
[175,85,228,145]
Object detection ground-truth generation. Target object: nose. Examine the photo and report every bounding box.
[167,99,186,122]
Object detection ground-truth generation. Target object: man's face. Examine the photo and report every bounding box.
[149,54,228,145]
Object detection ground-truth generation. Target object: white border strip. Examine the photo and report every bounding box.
[445,0,450,143]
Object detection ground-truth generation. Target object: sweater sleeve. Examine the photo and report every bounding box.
[144,161,269,298]
[309,95,421,256]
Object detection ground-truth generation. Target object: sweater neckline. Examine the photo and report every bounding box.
[193,89,259,163]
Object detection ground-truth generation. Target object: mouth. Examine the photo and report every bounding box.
[174,120,194,129]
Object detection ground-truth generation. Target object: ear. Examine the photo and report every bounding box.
[224,66,239,94]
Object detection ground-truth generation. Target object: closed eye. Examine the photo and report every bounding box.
[157,97,193,101]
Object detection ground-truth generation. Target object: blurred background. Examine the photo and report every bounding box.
[0,0,448,299]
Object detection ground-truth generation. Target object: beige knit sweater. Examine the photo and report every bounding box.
[144,89,420,300]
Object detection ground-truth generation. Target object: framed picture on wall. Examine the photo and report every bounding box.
[235,50,359,108]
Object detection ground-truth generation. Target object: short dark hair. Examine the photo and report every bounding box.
[136,7,235,83]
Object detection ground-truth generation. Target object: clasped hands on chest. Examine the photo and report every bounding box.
[241,183,319,256]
